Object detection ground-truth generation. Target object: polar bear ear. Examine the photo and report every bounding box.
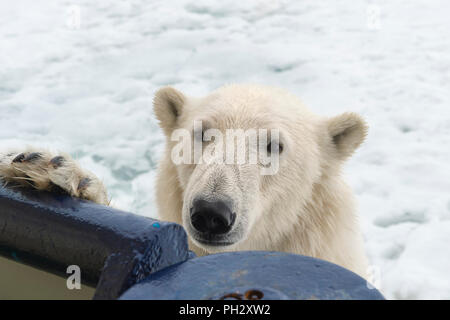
[153,87,186,135]
[327,112,368,160]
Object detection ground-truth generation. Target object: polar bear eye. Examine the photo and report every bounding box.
[267,141,283,154]
[193,129,205,142]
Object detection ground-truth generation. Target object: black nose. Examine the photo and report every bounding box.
[190,199,235,235]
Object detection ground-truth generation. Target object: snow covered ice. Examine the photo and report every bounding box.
[1,0,449,299]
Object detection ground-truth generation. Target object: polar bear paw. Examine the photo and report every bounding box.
[0,148,109,205]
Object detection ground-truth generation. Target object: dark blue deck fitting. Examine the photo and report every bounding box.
[0,186,190,299]
[0,185,384,300]
[120,251,385,300]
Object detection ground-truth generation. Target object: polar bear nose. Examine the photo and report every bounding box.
[190,199,235,235]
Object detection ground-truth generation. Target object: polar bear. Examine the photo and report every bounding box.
[0,84,369,278]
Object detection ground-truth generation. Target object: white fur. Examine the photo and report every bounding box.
[154,84,369,278]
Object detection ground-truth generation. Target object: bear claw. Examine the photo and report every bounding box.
[24,152,42,162]
[77,177,91,191]
[49,156,65,168]
[12,153,25,163]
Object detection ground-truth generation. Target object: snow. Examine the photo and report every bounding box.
[1,0,449,299]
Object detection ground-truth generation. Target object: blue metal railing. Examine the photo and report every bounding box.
[0,186,189,299]
[0,186,384,300]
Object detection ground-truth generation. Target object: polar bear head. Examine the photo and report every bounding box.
[154,84,367,253]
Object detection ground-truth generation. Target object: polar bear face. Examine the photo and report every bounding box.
[154,84,367,253]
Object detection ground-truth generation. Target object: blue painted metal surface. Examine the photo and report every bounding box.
[120,251,385,300]
[0,186,190,299]
[0,185,384,300]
